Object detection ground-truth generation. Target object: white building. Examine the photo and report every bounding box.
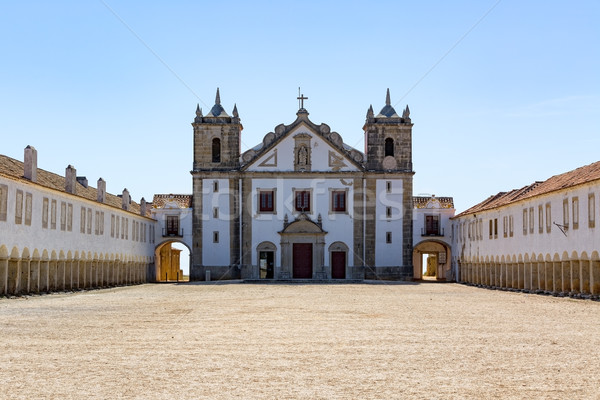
[0,146,156,295]
[452,162,600,296]
[412,196,455,280]
[190,89,415,280]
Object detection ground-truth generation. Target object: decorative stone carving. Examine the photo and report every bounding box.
[275,124,286,135]
[382,156,397,170]
[293,133,312,172]
[262,132,275,147]
[319,124,330,135]
[329,132,342,146]
[350,150,364,163]
[242,150,256,163]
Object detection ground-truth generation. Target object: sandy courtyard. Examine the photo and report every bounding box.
[1,282,599,399]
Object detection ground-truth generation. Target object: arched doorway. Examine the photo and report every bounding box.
[154,240,191,282]
[412,240,451,281]
[278,214,327,279]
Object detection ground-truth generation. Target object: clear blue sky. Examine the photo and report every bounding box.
[1,0,598,213]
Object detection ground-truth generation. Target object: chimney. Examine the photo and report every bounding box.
[24,146,37,182]
[140,197,147,216]
[97,178,106,203]
[122,188,130,211]
[76,176,88,188]
[65,165,77,194]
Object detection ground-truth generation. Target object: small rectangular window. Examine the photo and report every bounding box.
[386,181,392,193]
[116,215,120,239]
[60,201,66,231]
[87,208,92,234]
[125,218,129,240]
[523,209,528,235]
[545,203,552,233]
[25,193,32,226]
[0,184,7,222]
[213,207,219,218]
[563,198,569,228]
[50,199,57,230]
[503,216,508,238]
[80,207,86,233]
[95,211,100,235]
[213,181,219,192]
[15,189,23,225]
[489,220,493,239]
[100,211,104,235]
[386,206,392,219]
[509,215,514,237]
[572,197,579,229]
[332,191,346,212]
[529,207,534,234]
[42,197,49,228]
[121,216,125,239]
[494,218,498,238]
[589,193,596,228]
[213,231,219,243]
[538,205,543,234]
[386,232,392,243]
[67,204,73,232]
[111,215,115,237]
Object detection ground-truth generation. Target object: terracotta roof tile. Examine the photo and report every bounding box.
[456,161,600,217]
[0,154,148,217]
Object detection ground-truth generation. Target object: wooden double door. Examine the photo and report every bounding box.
[292,243,313,279]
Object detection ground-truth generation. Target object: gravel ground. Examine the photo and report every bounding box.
[1,282,599,400]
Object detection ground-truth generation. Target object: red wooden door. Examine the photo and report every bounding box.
[331,251,346,279]
[293,243,313,279]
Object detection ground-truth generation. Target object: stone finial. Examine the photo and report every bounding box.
[194,104,203,123]
[283,214,289,227]
[402,105,410,120]
[232,103,239,118]
[140,197,147,216]
[385,88,391,106]
[122,188,130,211]
[366,105,374,119]
[24,145,37,182]
[97,178,106,203]
[215,87,221,105]
[65,165,77,194]
[317,213,322,227]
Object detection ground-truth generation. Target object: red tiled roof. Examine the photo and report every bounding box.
[0,154,150,217]
[456,161,600,217]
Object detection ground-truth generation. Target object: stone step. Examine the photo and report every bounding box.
[243,279,364,284]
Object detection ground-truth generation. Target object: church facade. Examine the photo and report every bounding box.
[190,89,415,281]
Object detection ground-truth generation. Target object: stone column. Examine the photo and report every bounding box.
[545,261,553,293]
[530,261,538,291]
[7,255,20,295]
[570,259,580,294]
[30,256,40,293]
[580,258,590,294]
[591,258,600,295]
[0,257,7,295]
[19,255,30,295]
[553,260,562,294]
[561,260,571,293]
[40,258,49,293]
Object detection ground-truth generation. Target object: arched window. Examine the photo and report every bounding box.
[212,138,221,163]
[385,138,394,157]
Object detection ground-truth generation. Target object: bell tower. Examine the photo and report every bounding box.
[364,88,413,172]
[192,88,242,171]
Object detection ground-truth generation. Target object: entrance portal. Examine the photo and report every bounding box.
[293,243,313,279]
[259,251,274,279]
[331,251,346,279]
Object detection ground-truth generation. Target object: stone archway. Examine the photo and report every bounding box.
[278,214,327,279]
[154,240,191,282]
[412,240,451,280]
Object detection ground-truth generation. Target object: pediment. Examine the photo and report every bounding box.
[280,217,326,234]
[242,111,364,172]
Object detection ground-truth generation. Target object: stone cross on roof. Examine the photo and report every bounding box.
[297,87,308,110]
